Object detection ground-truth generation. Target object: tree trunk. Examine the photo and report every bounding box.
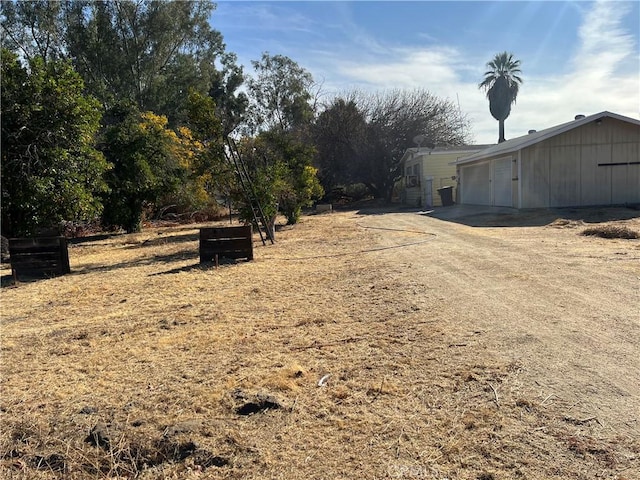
[498,120,506,143]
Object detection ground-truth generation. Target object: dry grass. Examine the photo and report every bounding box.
[1,210,638,479]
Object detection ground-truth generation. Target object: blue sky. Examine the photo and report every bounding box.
[212,1,640,144]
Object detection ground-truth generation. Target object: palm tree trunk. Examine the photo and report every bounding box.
[498,120,506,143]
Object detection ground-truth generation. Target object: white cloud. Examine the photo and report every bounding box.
[511,0,639,139]
[307,0,639,144]
[217,1,639,144]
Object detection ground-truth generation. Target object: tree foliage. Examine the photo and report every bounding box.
[312,98,367,191]
[0,0,66,62]
[63,0,231,123]
[100,107,187,232]
[247,52,315,134]
[239,53,323,225]
[235,132,323,226]
[185,90,236,204]
[479,51,523,143]
[1,0,249,231]
[1,49,108,237]
[2,0,240,125]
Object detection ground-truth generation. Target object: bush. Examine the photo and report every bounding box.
[581,225,639,239]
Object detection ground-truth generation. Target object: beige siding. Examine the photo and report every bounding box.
[521,146,550,208]
[549,146,580,207]
[402,152,464,207]
[580,144,612,205]
[611,142,640,204]
[520,119,639,208]
[459,117,639,209]
[419,152,461,206]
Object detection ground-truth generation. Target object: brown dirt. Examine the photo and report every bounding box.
[1,206,639,479]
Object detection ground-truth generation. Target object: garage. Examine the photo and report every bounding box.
[455,111,640,209]
[492,157,513,207]
[460,162,490,205]
[459,157,513,207]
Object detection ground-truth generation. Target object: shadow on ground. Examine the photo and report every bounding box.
[419,205,640,227]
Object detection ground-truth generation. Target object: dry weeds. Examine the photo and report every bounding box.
[1,208,638,479]
[581,225,639,239]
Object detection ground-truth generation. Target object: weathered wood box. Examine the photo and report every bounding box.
[9,236,71,280]
[316,204,333,213]
[199,226,253,264]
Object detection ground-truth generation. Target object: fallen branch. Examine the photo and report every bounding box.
[489,383,500,407]
[564,415,600,426]
[317,374,331,387]
[540,394,554,406]
[369,377,385,403]
[291,337,366,351]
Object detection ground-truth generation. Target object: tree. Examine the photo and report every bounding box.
[234,132,323,226]
[0,0,66,63]
[313,89,469,201]
[261,132,323,224]
[479,51,523,143]
[239,53,322,225]
[100,106,186,232]
[185,90,236,206]
[208,58,249,136]
[247,52,315,134]
[1,49,108,237]
[29,0,234,125]
[312,97,367,192]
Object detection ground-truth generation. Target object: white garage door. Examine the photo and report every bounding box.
[492,157,513,207]
[462,162,490,205]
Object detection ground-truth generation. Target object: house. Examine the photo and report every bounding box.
[400,145,491,208]
[453,111,640,208]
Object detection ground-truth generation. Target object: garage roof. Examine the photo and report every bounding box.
[453,111,640,166]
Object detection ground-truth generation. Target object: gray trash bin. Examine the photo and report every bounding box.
[437,186,454,206]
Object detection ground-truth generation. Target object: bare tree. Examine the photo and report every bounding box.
[313,88,470,201]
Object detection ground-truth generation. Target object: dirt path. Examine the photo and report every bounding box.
[358,210,640,438]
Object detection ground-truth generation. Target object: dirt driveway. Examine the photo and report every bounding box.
[358,206,640,439]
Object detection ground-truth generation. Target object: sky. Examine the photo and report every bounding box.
[211,1,640,145]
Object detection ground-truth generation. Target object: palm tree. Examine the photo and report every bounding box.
[479,52,523,143]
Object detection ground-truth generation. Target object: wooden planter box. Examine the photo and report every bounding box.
[199,226,253,264]
[9,236,71,281]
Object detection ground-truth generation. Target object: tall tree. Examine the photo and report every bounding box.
[312,97,367,192]
[239,53,322,225]
[0,0,66,63]
[247,52,314,134]
[1,49,108,237]
[63,0,231,122]
[2,0,241,125]
[479,51,523,143]
[314,89,469,201]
